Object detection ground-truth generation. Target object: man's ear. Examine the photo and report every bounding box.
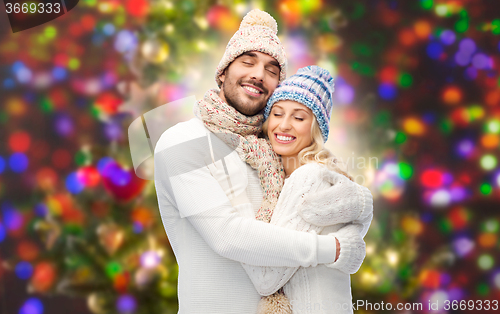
[219,69,226,83]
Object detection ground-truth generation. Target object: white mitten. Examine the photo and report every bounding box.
[205,156,251,207]
[326,223,366,274]
[298,168,373,226]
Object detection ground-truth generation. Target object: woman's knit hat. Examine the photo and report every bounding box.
[215,9,287,88]
[264,66,335,142]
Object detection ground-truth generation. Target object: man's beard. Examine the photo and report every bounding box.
[222,77,268,116]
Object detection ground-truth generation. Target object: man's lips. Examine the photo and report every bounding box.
[241,84,264,97]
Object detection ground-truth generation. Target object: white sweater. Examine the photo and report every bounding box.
[154,118,339,314]
[238,163,373,314]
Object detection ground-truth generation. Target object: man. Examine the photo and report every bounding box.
[154,9,369,313]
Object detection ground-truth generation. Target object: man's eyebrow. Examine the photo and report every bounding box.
[267,60,280,68]
[241,51,257,58]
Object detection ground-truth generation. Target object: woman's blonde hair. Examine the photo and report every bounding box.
[263,116,354,182]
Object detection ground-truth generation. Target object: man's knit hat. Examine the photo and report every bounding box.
[215,9,287,87]
[264,65,335,142]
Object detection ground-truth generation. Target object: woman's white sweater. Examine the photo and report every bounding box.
[238,163,373,314]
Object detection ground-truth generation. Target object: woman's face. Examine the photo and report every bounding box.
[267,100,314,159]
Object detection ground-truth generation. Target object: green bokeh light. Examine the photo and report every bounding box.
[40,98,53,113]
[478,254,494,270]
[105,261,122,278]
[455,19,469,33]
[44,26,57,39]
[68,58,80,70]
[395,131,407,144]
[398,73,413,88]
[439,119,454,134]
[479,183,492,195]
[476,282,490,296]
[492,19,500,35]
[399,162,413,180]
[482,219,500,233]
[420,0,433,10]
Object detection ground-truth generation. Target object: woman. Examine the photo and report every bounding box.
[199,66,373,313]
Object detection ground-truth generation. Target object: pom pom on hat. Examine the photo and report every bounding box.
[239,9,278,34]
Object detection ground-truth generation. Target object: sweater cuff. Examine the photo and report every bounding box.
[355,185,373,221]
[317,234,337,264]
[324,232,363,274]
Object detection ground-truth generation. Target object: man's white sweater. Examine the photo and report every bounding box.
[154,118,338,314]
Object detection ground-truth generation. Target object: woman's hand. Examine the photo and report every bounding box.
[297,168,373,226]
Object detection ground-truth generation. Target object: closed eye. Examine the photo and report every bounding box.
[295,117,304,121]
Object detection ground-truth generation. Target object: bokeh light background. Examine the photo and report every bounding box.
[1,0,500,313]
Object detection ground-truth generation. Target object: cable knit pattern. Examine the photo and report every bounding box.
[208,160,373,312]
[297,167,374,226]
[196,89,286,223]
[241,164,372,296]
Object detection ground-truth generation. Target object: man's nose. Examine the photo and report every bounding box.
[249,64,265,82]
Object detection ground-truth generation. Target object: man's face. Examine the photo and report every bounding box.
[219,51,281,116]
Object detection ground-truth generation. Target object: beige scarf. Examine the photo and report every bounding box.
[196,89,285,223]
[196,88,292,314]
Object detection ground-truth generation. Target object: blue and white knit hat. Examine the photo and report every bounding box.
[264,65,335,142]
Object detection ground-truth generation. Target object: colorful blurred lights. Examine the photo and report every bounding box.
[478,254,494,270]
[459,38,476,55]
[0,222,5,242]
[378,83,397,100]
[421,169,444,188]
[480,154,497,170]
[15,261,33,280]
[9,153,29,173]
[335,83,354,104]
[440,29,456,45]
[457,139,474,157]
[472,53,490,69]
[430,189,451,208]
[453,236,474,257]
[140,251,161,268]
[0,156,5,174]
[65,172,85,194]
[114,30,138,53]
[19,298,44,314]
[116,294,137,313]
[426,42,443,59]
[486,119,500,133]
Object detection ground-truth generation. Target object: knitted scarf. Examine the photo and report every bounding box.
[196,89,285,223]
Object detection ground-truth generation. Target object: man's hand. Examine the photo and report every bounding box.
[335,237,340,262]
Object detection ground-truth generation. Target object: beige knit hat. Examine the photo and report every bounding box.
[215,9,287,87]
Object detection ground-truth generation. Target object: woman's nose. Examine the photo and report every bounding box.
[279,117,292,131]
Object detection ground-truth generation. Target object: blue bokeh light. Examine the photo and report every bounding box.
[19,297,44,314]
[15,261,34,280]
[426,42,443,59]
[9,153,29,173]
[66,172,85,194]
[52,67,67,81]
[378,83,397,100]
[0,155,5,173]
